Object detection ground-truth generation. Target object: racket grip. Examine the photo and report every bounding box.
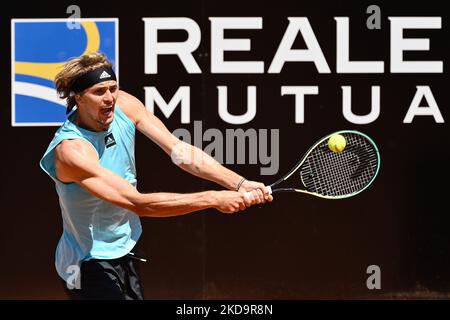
[243,186,273,200]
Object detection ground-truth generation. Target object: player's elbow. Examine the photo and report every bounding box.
[129,194,149,216]
[128,193,175,217]
[170,141,193,167]
[171,142,204,174]
[129,193,163,217]
[127,192,145,216]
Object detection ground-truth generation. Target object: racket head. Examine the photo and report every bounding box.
[271,130,380,199]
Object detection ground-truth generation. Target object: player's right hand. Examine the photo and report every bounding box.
[212,190,261,214]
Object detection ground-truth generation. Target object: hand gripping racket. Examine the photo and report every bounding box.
[245,130,380,200]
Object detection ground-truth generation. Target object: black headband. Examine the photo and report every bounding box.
[67,67,117,114]
[71,67,117,93]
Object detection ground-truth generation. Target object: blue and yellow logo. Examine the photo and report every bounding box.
[11,18,118,126]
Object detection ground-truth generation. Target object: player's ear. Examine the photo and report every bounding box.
[74,93,82,104]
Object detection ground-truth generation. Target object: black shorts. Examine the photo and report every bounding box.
[61,252,146,300]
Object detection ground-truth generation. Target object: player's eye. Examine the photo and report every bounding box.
[94,88,106,95]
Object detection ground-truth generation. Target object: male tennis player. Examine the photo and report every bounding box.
[40,53,272,300]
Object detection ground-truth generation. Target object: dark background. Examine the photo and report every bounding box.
[1,0,449,299]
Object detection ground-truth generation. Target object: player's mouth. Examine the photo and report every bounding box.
[100,106,114,117]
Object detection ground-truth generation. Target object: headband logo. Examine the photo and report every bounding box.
[99,71,111,79]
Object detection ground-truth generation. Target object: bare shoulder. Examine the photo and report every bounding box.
[55,139,98,168]
[117,90,143,105]
[117,90,146,124]
[116,90,172,143]
[54,139,100,182]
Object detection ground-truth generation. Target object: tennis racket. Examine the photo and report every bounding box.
[245,130,380,199]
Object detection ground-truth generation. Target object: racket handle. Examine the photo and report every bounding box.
[243,186,273,200]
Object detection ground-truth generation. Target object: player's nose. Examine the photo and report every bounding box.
[103,90,114,103]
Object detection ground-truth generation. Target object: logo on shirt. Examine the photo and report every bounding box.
[11,18,119,127]
[105,133,116,148]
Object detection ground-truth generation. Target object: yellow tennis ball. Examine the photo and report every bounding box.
[328,134,346,153]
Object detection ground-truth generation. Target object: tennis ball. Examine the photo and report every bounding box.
[328,134,346,153]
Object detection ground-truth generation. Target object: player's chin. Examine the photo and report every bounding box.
[99,111,114,124]
[105,114,114,124]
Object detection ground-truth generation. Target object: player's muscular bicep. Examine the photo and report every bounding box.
[54,139,99,183]
[54,139,140,210]
[77,167,140,210]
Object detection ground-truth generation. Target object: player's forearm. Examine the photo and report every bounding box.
[133,191,217,217]
[177,144,243,191]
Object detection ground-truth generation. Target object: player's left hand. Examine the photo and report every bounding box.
[239,180,273,203]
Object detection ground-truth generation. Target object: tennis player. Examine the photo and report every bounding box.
[40,52,272,300]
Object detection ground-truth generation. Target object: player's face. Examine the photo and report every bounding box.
[76,81,118,131]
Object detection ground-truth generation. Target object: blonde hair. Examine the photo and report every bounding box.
[55,52,113,111]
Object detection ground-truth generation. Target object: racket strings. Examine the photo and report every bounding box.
[300,133,379,197]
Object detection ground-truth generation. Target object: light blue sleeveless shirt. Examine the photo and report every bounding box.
[40,105,142,282]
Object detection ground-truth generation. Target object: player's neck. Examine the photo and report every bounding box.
[75,112,109,132]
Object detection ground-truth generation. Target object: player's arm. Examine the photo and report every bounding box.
[54,139,254,217]
[117,90,271,201]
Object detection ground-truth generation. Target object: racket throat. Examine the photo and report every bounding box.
[270,187,301,193]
